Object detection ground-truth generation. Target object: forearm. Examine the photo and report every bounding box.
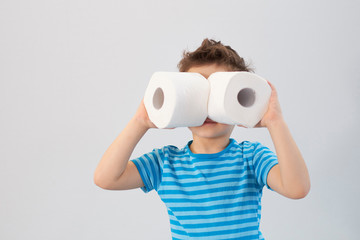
[267,118,310,197]
[94,117,149,185]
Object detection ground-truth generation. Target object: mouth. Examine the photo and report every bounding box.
[203,118,217,125]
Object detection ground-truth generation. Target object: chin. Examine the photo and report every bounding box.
[188,123,235,139]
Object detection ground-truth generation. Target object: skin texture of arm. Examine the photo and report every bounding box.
[251,81,311,199]
[93,100,155,190]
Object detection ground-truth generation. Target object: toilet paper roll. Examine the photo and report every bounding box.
[144,72,209,129]
[208,71,271,128]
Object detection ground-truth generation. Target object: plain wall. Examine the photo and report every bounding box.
[1,0,359,239]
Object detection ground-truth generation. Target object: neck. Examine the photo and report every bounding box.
[189,135,231,154]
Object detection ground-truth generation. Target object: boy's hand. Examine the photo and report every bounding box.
[237,80,284,129]
[132,99,157,129]
[255,80,284,128]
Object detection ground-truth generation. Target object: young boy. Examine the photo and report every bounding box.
[94,39,311,239]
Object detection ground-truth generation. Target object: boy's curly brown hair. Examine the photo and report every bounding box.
[177,38,254,73]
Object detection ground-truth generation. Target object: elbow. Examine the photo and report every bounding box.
[94,173,104,188]
[94,172,122,190]
[288,189,309,200]
[287,183,311,200]
[93,172,111,190]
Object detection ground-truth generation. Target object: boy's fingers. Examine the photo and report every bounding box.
[266,80,277,92]
[254,121,264,128]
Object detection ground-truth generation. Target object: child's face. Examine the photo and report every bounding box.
[187,64,235,139]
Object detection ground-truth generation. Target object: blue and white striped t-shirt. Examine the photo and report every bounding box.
[131,138,278,240]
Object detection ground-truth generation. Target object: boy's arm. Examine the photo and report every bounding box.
[255,81,310,199]
[266,119,310,199]
[94,100,155,190]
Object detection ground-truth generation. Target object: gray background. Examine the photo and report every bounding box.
[1,0,359,239]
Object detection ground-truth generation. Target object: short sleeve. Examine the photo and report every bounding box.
[252,142,278,190]
[130,148,164,193]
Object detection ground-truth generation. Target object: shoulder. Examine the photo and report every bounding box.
[232,139,261,151]
[152,144,187,158]
[231,140,272,157]
[237,140,269,150]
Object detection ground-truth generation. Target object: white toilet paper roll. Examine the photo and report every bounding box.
[144,72,209,129]
[208,71,271,128]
